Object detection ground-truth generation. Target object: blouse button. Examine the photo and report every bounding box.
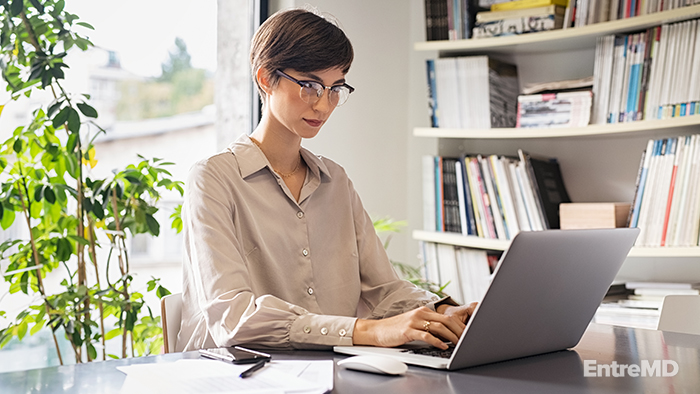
[339,329,347,337]
[297,211,304,219]
[302,249,309,256]
[307,287,314,295]
[321,327,328,335]
[303,326,311,334]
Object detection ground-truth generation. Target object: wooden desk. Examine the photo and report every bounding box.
[1,324,699,393]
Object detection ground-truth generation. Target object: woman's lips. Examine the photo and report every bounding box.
[304,119,323,127]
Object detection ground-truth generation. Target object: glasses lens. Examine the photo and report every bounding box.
[300,82,323,104]
[331,86,351,107]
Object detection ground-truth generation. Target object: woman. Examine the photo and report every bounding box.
[177,7,476,352]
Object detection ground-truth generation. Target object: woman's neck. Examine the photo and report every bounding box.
[250,117,303,176]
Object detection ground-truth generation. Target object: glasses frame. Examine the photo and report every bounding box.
[275,69,355,107]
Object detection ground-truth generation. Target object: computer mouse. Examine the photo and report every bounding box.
[337,355,408,376]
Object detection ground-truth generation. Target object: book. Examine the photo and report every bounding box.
[425,60,439,128]
[491,0,569,11]
[516,91,593,128]
[521,75,593,95]
[427,56,519,129]
[472,14,564,38]
[518,150,571,229]
[476,4,564,21]
[422,156,437,231]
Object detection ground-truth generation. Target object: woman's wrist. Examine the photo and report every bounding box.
[352,319,375,346]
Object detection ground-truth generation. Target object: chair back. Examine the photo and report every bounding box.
[161,292,183,353]
[657,295,700,335]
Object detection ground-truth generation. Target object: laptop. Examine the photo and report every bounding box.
[334,228,640,370]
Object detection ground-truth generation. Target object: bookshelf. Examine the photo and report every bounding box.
[412,5,700,283]
[415,5,700,54]
[413,230,700,257]
[414,115,700,139]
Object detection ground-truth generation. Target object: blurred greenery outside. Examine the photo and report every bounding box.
[116,37,213,121]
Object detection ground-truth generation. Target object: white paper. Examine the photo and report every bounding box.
[118,359,333,394]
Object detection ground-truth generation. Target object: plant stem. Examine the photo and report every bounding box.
[110,188,130,358]
[15,169,64,365]
[19,11,42,53]
[87,218,106,360]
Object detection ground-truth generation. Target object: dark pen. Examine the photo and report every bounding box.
[239,359,268,378]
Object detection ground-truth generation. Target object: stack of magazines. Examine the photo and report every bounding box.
[473,0,567,38]
[516,76,594,128]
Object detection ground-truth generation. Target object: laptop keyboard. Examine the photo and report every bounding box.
[401,345,455,359]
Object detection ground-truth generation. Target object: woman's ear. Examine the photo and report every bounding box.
[256,68,273,96]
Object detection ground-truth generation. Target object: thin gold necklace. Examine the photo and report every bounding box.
[250,137,302,178]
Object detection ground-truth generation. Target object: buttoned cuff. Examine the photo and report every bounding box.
[290,314,356,348]
[426,296,460,311]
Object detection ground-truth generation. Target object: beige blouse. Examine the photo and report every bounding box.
[177,134,441,351]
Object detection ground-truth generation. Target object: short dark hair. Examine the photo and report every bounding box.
[250,8,354,104]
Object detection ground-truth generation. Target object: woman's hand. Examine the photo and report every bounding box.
[352,306,466,350]
[436,302,478,324]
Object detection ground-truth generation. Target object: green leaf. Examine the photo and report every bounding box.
[34,185,44,202]
[56,238,73,262]
[91,202,104,220]
[9,0,22,16]
[0,203,3,221]
[67,235,89,246]
[52,107,70,129]
[29,0,44,13]
[1,208,15,230]
[17,320,28,340]
[156,285,171,299]
[66,133,78,153]
[47,101,62,117]
[30,319,45,335]
[12,138,23,153]
[87,343,97,360]
[66,107,80,133]
[76,103,97,118]
[76,21,95,30]
[44,187,56,204]
[145,213,160,236]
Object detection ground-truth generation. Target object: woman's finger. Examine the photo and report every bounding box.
[420,320,460,344]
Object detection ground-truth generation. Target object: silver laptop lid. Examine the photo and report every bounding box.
[449,228,639,370]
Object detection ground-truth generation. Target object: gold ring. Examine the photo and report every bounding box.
[423,320,431,332]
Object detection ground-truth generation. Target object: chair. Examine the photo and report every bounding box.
[161,292,183,353]
[657,295,700,335]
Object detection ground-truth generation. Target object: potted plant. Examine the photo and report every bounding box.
[0,0,182,363]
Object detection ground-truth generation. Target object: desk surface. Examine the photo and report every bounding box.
[1,323,699,394]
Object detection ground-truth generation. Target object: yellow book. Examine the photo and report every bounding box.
[491,0,569,12]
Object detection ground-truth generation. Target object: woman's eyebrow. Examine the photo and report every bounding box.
[300,72,346,85]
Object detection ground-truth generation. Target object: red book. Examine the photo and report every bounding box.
[660,138,682,246]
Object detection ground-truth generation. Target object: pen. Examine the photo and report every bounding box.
[239,359,267,378]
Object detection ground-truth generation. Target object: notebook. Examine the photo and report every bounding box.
[335,228,640,370]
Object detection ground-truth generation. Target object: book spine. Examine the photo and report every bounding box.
[426,59,439,128]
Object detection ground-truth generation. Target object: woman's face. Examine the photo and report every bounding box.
[265,67,347,140]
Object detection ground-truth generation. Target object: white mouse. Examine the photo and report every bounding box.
[337,355,408,375]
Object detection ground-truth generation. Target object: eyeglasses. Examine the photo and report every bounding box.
[275,69,355,107]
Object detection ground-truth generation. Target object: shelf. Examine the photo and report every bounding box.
[414,115,700,139]
[413,230,700,257]
[414,5,700,55]
[413,230,510,250]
